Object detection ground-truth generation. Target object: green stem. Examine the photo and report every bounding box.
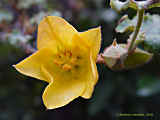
[128,9,145,52]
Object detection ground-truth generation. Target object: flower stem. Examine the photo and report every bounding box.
[128,9,145,52]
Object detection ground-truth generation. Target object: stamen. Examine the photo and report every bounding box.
[70,57,77,64]
[57,54,62,58]
[77,56,81,59]
[53,59,63,66]
[74,65,79,69]
[64,50,72,57]
[62,64,72,71]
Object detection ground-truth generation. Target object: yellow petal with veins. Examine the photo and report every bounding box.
[13,48,54,83]
[81,55,99,99]
[37,16,78,50]
[79,27,101,60]
[71,33,90,53]
[41,66,53,83]
[41,49,94,108]
[42,77,85,109]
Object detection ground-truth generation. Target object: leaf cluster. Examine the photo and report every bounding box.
[101,0,160,70]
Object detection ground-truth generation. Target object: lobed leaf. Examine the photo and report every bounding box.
[116,14,160,53]
[110,0,137,12]
[110,0,160,12]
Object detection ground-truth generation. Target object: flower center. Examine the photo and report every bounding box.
[53,50,81,71]
[62,64,72,71]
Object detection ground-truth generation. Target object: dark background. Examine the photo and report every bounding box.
[0,0,160,120]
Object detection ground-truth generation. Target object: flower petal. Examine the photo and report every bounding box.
[81,55,99,99]
[42,76,85,109]
[41,65,53,83]
[42,49,96,108]
[71,34,99,99]
[71,34,90,53]
[13,48,55,83]
[79,27,101,60]
[37,16,78,49]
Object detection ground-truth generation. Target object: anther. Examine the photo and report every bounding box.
[70,57,77,64]
[77,56,81,59]
[53,59,63,66]
[62,64,72,71]
[64,51,72,57]
[57,54,62,58]
[74,65,79,69]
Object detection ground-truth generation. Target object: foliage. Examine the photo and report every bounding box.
[116,14,160,53]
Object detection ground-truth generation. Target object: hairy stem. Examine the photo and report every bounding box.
[128,9,144,52]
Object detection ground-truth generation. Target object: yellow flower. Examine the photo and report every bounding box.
[13,16,101,109]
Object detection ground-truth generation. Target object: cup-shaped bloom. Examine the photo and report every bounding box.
[13,16,101,109]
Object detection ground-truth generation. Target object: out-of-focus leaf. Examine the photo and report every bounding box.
[149,3,160,8]
[4,31,32,45]
[93,0,104,8]
[0,10,13,22]
[148,0,160,9]
[116,14,160,53]
[17,0,46,8]
[137,75,160,97]
[100,9,118,22]
[88,72,114,116]
[30,11,62,24]
[102,43,153,70]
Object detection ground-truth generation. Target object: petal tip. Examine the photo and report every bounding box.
[92,26,101,37]
[12,64,19,71]
[42,98,68,110]
[12,64,16,68]
[12,64,19,72]
[81,95,92,99]
[95,26,101,31]
[12,64,25,76]
[98,26,101,29]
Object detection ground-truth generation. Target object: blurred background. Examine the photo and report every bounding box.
[0,0,160,120]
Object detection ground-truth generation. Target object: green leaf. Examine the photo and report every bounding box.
[4,30,32,45]
[149,3,160,8]
[110,0,129,12]
[0,10,13,22]
[17,0,46,9]
[110,0,160,12]
[102,43,153,70]
[110,0,137,12]
[116,14,160,53]
[116,15,135,33]
[121,44,153,69]
[148,0,160,9]
[30,11,62,24]
[88,78,114,116]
